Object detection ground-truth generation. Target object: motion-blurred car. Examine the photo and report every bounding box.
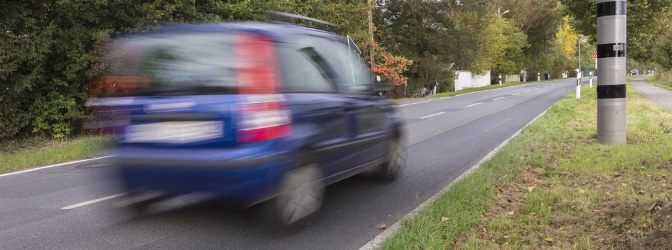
[91,13,405,225]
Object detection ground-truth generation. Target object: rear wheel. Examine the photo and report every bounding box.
[266,161,324,226]
[378,136,404,181]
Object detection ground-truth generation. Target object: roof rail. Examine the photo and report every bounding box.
[265,11,335,29]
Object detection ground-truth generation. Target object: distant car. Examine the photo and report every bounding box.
[92,14,405,225]
[630,69,639,75]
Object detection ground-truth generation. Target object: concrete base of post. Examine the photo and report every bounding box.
[597,99,627,144]
[576,79,581,99]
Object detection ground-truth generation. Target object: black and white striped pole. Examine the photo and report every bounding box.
[597,0,626,144]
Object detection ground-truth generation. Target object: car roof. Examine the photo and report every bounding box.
[127,21,341,43]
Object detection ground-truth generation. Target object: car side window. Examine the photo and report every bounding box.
[307,37,373,94]
[277,44,336,93]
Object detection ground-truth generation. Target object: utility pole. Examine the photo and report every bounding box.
[368,0,375,78]
[597,0,626,144]
[578,36,581,77]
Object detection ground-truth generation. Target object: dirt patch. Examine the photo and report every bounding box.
[455,167,672,249]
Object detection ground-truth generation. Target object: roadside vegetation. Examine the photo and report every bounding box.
[381,81,672,249]
[649,72,672,91]
[0,136,113,174]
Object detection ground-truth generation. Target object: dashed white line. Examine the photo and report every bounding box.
[492,97,506,101]
[421,112,445,119]
[61,193,126,210]
[398,100,432,107]
[525,90,531,92]
[512,93,519,95]
[465,102,483,108]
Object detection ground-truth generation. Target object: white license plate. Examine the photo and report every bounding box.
[125,121,223,143]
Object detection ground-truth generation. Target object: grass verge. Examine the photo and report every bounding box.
[0,136,114,174]
[647,74,672,91]
[381,81,672,249]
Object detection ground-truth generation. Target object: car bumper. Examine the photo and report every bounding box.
[112,147,294,206]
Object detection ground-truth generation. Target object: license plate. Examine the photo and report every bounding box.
[125,121,223,143]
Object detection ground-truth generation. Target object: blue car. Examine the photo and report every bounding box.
[94,14,405,225]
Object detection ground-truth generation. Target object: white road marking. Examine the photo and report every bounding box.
[492,97,506,101]
[398,100,432,107]
[465,102,482,108]
[421,112,445,119]
[0,155,114,178]
[512,93,519,95]
[525,90,531,92]
[61,193,126,210]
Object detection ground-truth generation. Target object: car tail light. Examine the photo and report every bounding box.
[234,32,289,143]
[235,32,278,94]
[237,96,292,143]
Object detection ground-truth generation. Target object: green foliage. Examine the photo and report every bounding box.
[477,14,529,75]
[653,26,672,69]
[1,1,55,138]
[374,0,558,92]
[1,0,242,140]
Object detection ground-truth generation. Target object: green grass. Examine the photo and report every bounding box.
[0,136,114,174]
[647,73,672,91]
[380,79,672,249]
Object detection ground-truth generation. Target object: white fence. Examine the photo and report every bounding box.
[505,74,520,82]
[454,70,491,91]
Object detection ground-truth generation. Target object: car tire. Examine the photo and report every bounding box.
[265,160,324,226]
[378,136,404,181]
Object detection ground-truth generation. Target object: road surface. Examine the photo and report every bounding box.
[0,78,580,249]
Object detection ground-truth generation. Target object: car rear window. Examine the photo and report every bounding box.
[94,32,248,96]
[135,33,237,88]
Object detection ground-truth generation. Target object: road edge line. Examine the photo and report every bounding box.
[0,155,113,178]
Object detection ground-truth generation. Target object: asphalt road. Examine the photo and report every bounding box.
[0,78,581,250]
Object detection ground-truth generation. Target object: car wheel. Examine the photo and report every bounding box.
[378,136,404,181]
[268,162,324,226]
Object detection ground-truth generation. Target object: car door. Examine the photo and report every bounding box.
[310,36,389,167]
[276,40,360,182]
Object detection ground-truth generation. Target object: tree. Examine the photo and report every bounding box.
[1,1,56,138]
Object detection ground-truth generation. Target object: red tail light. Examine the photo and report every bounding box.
[237,96,292,143]
[235,32,278,94]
